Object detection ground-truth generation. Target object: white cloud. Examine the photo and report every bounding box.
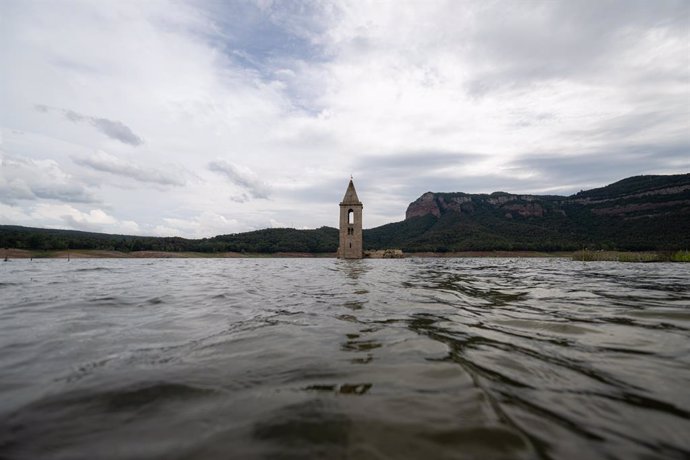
[35,105,144,146]
[208,160,270,199]
[152,212,242,238]
[0,0,687,237]
[0,202,142,234]
[0,152,97,204]
[75,150,186,187]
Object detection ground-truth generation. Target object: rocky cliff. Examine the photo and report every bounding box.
[360,173,690,251]
[406,191,551,220]
[405,174,690,223]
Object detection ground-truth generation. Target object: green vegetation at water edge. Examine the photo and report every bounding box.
[671,250,690,262]
[572,250,690,262]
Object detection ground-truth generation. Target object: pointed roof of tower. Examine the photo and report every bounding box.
[340,178,362,205]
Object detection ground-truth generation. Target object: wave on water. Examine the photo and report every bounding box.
[0,258,689,459]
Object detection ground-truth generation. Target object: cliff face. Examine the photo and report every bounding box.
[405,192,441,219]
[376,173,690,251]
[406,192,553,220]
[405,174,690,222]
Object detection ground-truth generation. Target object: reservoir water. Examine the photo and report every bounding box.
[1,258,689,459]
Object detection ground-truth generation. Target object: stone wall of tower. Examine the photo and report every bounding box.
[339,203,363,259]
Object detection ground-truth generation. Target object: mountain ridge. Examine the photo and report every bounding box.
[388,173,690,251]
[2,173,689,253]
[406,174,690,220]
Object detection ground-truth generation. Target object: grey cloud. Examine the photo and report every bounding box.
[0,155,97,204]
[61,215,102,232]
[372,141,689,202]
[358,174,539,204]
[465,0,689,94]
[358,151,481,172]
[0,185,36,205]
[278,174,555,228]
[196,1,329,68]
[35,105,144,146]
[0,181,34,204]
[76,152,186,186]
[0,181,96,205]
[566,109,685,142]
[507,142,690,193]
[192,0,332,114]
[209,160,270,199]
[353,151,486,194]
[32,184,97,203]
[64,110,85,122]
[350,145,684,213]
[337,151,495,213]
[277,151,482,207]
[283,182,345,205]
[284,140,688,221]
[513,111,556,129]
[230,193,250,203]
[89,118,143,146]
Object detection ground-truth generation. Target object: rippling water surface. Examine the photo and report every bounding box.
[1,258,689,459]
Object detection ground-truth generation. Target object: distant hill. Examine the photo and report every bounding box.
[2,173,689,253]
[366,173,690,251]
[0,225,339,254]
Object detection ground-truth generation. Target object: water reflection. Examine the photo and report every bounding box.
[335,259,371,280]
[341,337,382,352]
[305,383,373,395]
[417,270,530,307]
[343,300,364,310]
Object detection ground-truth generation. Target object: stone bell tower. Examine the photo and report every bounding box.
[338,178,363,259]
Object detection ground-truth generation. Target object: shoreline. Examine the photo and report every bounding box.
[3,248,573,259]
[1,249,333,259]
[4,249,686,261]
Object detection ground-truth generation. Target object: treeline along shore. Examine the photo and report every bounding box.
[3,247,689,262]
[2,173,689,256]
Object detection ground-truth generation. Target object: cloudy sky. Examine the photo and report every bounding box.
[1,0,688,237]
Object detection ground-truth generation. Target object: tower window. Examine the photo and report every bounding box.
[348,209,354,224]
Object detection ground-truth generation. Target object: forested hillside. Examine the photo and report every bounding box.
[2,174,688,253]
[387,174,690,251]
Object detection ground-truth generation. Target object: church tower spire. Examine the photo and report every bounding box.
[338,178,363,259]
